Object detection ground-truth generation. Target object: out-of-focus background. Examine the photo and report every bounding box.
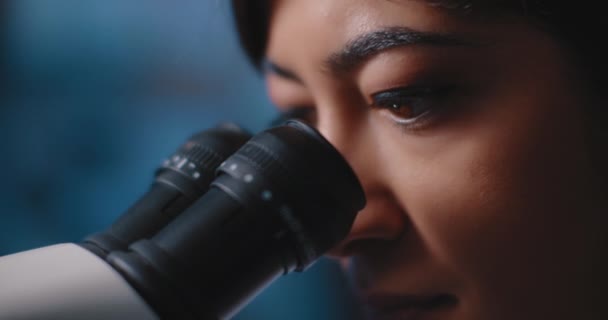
[0,1,362,319]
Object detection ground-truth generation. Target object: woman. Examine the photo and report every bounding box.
[232,1,608,319]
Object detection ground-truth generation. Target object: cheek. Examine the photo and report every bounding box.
[378,79,599,295]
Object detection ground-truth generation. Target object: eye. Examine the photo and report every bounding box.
[370,86,453,124]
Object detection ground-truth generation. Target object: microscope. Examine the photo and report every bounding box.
[0,120,365,320]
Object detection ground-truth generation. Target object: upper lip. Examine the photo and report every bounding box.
[362,292,457,317]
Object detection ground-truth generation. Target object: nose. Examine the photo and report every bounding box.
[314,110,408,258]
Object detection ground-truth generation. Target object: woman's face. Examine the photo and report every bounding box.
[264,0,608,319]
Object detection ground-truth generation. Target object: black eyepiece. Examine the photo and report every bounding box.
[107,120,365,319]
[82,123,252,257]
[214,120,365,268]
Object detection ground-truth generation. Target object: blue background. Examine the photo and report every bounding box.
[0,1,363,319]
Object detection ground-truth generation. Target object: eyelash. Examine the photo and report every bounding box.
[370,85,454,129]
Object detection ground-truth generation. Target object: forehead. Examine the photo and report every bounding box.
[267,0,442,44]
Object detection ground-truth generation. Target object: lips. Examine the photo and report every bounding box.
[362,293,457,320]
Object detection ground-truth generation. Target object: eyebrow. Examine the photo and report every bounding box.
[325,26,478,75]
[264,26,479,81]
[263,59,303,83]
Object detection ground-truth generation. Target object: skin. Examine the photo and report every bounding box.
[263,0,608,319]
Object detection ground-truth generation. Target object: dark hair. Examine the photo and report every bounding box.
[231,1,269,69]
